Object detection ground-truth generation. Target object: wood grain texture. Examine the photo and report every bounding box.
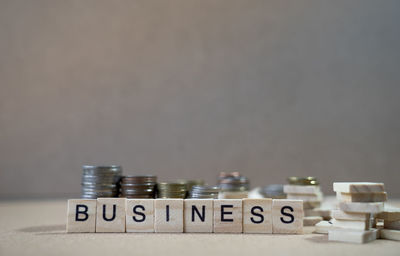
[337,192,387,202]
[303,216,322,226]
[338,202,384,213]
[184,199,213,233]
[96,198,126,233]
[331,209,370,221]
[333,183,385,193]
[272,199,303,234]
[126,199,154,233]
[380,229,400,241]
[376,207,400,221]
[243,198,272,233]
[67,199,97,233]
[283,185,321,195]
[213,199,242,233]
[154,199,183,233]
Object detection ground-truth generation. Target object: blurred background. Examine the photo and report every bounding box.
[1,0,399,199]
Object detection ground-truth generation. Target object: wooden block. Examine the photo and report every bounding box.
[283,185,321,195]
[243,198,272,233]
[184,199,213,233]
[304,208,331,219]
[315,220,335,234]
[380,229,400,241]
[286,193,322,202]
[331,209,370,221]
[331,219,369,230]
[67,199,97,233]
[328,229,378,244]
[303,216,323,226]
[272,199,303,234]
[337,192,387,202]
[333,182,385,193]
[213,199,242,233]
[384,220,400,230]
[154,199,183,233]
[125,199,154,233]
[376,207,400,221]
[303,201,321,210]
[338,202,384,213]
[96,198,126,232]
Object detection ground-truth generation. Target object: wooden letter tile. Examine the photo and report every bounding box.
[337,192,387,202]
[243,198,272,233]
[96,198,126,232]
[272,199,303,234]
[331,209,370,221]
[338,202,384,213]
[184,199,213,233]
[154,199,183,232]
[126,199,154,232]
[213,199,242,233]
[67,199,97,233]
[328,229,378,244]
[333,182,385,193]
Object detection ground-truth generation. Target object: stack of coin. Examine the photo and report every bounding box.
[259,184,286,199]
[120,175,157,198]
[81,165,122,199]
[176,179,205,192]
[189,185,220,199]
[157,182,187,198]
[218,172,250,192]
[288,176,319,186]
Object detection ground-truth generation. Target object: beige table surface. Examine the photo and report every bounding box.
[0,199,399,256]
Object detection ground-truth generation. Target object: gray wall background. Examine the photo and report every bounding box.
[1,0,400,198]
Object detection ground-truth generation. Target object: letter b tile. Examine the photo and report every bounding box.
[272,199,303,234]
[96,198,126,232]
[67,199,97,233]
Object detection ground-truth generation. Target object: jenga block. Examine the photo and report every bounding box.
[384,220,400,230]
[96,198,126,232]
[333,182,385,193]
[67,199,97,233]
[331,209,370,221]
[331,219,370,230]
[184,199,213,233]
[328,229,378,244]
[376,207,400,221]
[283,185,321,195]
[304,208,331,219]
[303,201,321,210]
[213,199,242,233]
[339,202,384,213]
[154,199,183,233]
[380,229,400,241]
[126,199,154,233]
[303,216,323,226]
[272,199,303,234]
[243,198,272,233]
[315,220,335,234]
[286,193,322,201]
[337,192,387,202]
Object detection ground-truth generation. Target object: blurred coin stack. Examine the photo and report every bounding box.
[81,165,122,199]
[157,182,187,198]
[189,185,220,199]
[218,172,250,199]
[176,179,205,198]
[327,182,387,243]
[120,175,157,198]
[284,177,329,226]
[259,184,286,199]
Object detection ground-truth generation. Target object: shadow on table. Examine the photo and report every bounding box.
[17,224,66,234]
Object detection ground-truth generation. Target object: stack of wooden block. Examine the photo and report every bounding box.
[284,184,329,226]
[376,207,400,241]
[328,182,386,243]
